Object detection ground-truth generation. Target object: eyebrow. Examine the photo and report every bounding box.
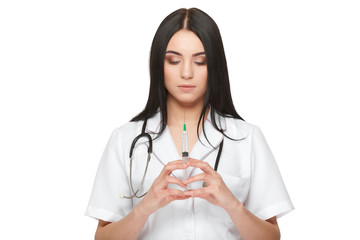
[165,50,205,57]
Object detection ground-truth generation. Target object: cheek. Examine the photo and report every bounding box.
[164,66,178,86]
[198,68,208,89]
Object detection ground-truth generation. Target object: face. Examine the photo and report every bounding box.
[164,29,208,107]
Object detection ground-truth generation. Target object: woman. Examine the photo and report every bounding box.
[86,8,293,240]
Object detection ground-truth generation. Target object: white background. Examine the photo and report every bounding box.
[1,0,359,239]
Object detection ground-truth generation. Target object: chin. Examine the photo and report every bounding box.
[178,98,203,107]
[167,92,204,107]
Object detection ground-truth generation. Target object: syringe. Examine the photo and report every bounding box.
[182,123,189,164]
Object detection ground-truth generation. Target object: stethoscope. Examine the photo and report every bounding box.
[120,118,223,199]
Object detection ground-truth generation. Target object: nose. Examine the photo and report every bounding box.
[180,60,194,79]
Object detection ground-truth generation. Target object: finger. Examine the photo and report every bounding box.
[184,187,209,198]
[169,195,191,201]
[154,175,187,190]
[160,161,188,177]
[171,160,186,164]
[165,176,187,188]
[186,159,214,174]
[156,188,186,200]
[183,173,207,185]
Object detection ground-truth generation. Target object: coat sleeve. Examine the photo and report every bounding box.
[244,126,294,220]
[85,128,133,222]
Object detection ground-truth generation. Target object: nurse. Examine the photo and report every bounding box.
[86,8,294,240]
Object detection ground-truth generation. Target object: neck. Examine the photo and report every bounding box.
[166,97,209,127]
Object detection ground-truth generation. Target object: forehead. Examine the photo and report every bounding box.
[166,29,205,53]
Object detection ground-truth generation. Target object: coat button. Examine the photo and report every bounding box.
[185,233,192,239]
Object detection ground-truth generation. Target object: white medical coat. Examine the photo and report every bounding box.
[86,109,294,239]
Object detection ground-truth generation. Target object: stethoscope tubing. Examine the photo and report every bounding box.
[121,118,223,199]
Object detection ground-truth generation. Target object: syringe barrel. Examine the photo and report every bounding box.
[182,130,189,163]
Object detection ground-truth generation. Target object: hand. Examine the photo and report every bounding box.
[183,159,240,211]
[136,160,190,216]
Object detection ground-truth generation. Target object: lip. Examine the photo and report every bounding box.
[178,84,196,93]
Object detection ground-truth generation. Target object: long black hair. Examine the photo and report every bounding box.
[131,8,244,142]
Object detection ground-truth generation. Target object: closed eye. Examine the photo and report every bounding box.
[194,56,206,65]
[194,61,206,65]
[167,60,181,65]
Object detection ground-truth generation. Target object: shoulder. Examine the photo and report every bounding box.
[114,121,142,134]
[110,111,161,140]
[223,116,260,140]
[108,120,144,145]
[224,117,274,157]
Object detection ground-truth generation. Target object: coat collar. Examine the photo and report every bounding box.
[144,107,249,166]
